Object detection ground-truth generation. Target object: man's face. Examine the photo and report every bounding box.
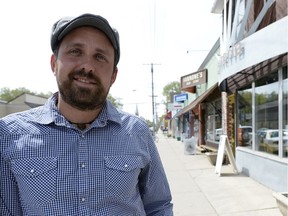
[50,27,118,111]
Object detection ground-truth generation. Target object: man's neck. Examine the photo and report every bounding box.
[57,97,102,126]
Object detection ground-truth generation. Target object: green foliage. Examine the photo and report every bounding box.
[144,118,153,128]
[0,87,52,101]
[107,94,123,109]
[162,81,181,103]
[0,87,123,110]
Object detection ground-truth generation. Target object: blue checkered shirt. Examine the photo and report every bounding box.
[0,93,173,216]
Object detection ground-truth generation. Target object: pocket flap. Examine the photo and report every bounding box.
[11,157,57,177]
[105,155,147,172]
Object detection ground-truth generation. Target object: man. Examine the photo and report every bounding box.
[0,13,173,215]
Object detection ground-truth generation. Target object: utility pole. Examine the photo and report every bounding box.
[144,63,160,137]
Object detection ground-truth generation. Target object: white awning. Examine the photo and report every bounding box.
[219,17,288,84]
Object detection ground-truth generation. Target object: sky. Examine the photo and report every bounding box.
[0,0,221,121]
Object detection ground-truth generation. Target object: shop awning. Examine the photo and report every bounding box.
[176,83,218,117]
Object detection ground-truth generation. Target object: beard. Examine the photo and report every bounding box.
[58,69,109,111]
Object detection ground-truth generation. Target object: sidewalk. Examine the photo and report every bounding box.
[156,133,283,216]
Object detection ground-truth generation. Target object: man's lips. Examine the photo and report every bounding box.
[73,76,97,85]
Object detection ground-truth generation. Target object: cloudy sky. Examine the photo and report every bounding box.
[0,0,221,120]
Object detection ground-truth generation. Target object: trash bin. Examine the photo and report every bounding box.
[184,136,197,155]
[181,133,188,142]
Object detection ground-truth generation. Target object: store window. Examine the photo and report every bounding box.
[206,100,222,142]
[237,67,287,157]
[255,72,279,155]
[237,85,252,147]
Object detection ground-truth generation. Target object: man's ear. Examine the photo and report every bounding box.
[110,67,118,86]
[50,54,57,75]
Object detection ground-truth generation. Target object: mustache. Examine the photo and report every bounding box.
[69,68,100,83]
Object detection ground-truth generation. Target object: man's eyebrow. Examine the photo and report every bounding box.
[63,42,112,56]
[65,42,84,48]
[94,47,108,54]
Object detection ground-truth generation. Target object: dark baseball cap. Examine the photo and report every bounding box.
[51,13,120,65]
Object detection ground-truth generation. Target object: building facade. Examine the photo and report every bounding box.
[0,93,47,117]
[171,39,222,147]
[167,0,287,192]
[212,0,287,191]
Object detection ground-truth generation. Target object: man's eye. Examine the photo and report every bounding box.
[96,54,106,62]
[69,49,81,55]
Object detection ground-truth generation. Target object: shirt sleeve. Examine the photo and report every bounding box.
[138,132,173,216]
[1,153,23,216]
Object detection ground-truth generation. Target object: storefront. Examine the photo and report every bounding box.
[177,65,221,146]
[213,0,288,191]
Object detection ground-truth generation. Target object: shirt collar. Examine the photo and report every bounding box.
[33,92,122,126]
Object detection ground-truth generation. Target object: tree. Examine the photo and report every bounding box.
[107,94,123,109]
[0,87,52,101]
[162,81,181,103]
[0,87,123,109]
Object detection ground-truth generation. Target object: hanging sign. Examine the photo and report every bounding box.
[181,69,207,89]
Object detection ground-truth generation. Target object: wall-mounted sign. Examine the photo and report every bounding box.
[218,42,245,74]
[181,69,207,91]
[173,103,183,110]
[174,93,188,102]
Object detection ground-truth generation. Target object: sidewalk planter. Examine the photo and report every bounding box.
[205,152,218,165]
[273,192,288,216]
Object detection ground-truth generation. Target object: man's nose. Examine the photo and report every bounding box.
[80,56,96,72]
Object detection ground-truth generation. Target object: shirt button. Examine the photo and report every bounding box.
[30,169,35,173]
[80,163,86,168]
[81,197,86,202]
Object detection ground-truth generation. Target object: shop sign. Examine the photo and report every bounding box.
[181,69,207,89]
[173,103,183,110]
[174,93,188,102]
[219,42,245,70]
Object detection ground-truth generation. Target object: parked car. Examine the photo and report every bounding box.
[260,129,288,145]
[238,126,252,146]
[256,128,269,136]
[259,129,288,154]
[215,128,223,142]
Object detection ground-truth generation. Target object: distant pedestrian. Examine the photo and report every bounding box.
[0,13,173,215]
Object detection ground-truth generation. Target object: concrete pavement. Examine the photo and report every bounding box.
[155,132,283,216]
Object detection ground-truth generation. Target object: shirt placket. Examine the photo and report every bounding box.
[78,132,90,215]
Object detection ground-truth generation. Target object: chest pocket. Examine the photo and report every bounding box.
[104,155,148,198]
[11,157,57,206]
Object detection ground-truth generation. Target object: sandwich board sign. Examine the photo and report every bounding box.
[215,135,238,176]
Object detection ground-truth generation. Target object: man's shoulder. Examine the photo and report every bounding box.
[106,100,147,127]
[116,109,150,131]
[0,106,46,134]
